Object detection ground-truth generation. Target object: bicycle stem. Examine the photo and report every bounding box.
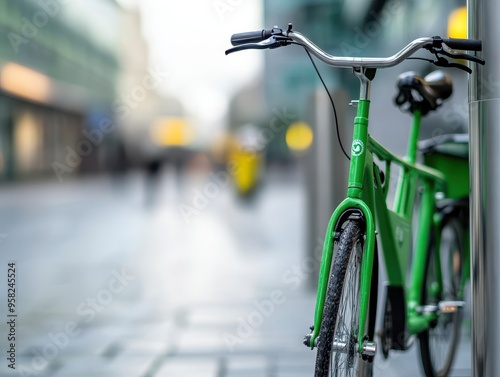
[354,68,372,100]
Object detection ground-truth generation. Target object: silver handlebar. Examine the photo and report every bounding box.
[288,31,434,69]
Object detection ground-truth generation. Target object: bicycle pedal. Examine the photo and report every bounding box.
[417,301,465,315]
[438,300,465,314]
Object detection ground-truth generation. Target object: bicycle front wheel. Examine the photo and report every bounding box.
[419,217,464,377]
[314,219,371,377]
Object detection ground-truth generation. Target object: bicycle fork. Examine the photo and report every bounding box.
[302,197,377,358]
[304,97,378,356]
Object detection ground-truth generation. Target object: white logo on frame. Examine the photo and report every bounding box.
[351,139,364,156]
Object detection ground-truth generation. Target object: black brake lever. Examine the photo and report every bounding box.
[437,47,485,65]
[225,36,290,55]
[433,56,472,74]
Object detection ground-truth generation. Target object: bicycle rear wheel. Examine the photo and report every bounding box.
[314,219,373,377]
[419,217,464,377]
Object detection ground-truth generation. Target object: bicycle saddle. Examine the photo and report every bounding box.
[394,70,452,115]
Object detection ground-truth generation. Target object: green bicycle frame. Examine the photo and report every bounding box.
[308,70,466,351]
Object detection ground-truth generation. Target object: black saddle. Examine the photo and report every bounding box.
[394,70,452,115]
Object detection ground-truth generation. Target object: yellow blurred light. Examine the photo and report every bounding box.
[286,122,313,152]
[448,7,467,39]
[0,63,52,103]
[14,111,41,172]
[150,117,195,147]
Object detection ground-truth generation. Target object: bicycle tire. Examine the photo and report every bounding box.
[418,217,464,377]
[314,219,373,377]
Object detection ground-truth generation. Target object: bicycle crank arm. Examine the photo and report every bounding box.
[417,300,465,315]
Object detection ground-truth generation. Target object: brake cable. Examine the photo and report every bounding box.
[297,43,351,161]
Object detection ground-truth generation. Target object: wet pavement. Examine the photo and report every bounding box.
[0,167,471,376]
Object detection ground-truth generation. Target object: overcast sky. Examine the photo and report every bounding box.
[116,0,264,140]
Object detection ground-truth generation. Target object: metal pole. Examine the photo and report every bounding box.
[468,0,500,375]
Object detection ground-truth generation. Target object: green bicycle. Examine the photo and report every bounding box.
[226,24,484,377]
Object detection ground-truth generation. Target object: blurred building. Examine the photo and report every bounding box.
[0,0,187,181]
[117,8,187,171]
[0,0,124,180]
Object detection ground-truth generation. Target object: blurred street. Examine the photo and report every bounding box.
[0,167,471,376]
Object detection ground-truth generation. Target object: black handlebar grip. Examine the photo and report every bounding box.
[231,29,273,46]
[443,38,482,51]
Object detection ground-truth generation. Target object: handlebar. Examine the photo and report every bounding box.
[442,38,482,51]
[288,31,433,69]
[226,24,485,73]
